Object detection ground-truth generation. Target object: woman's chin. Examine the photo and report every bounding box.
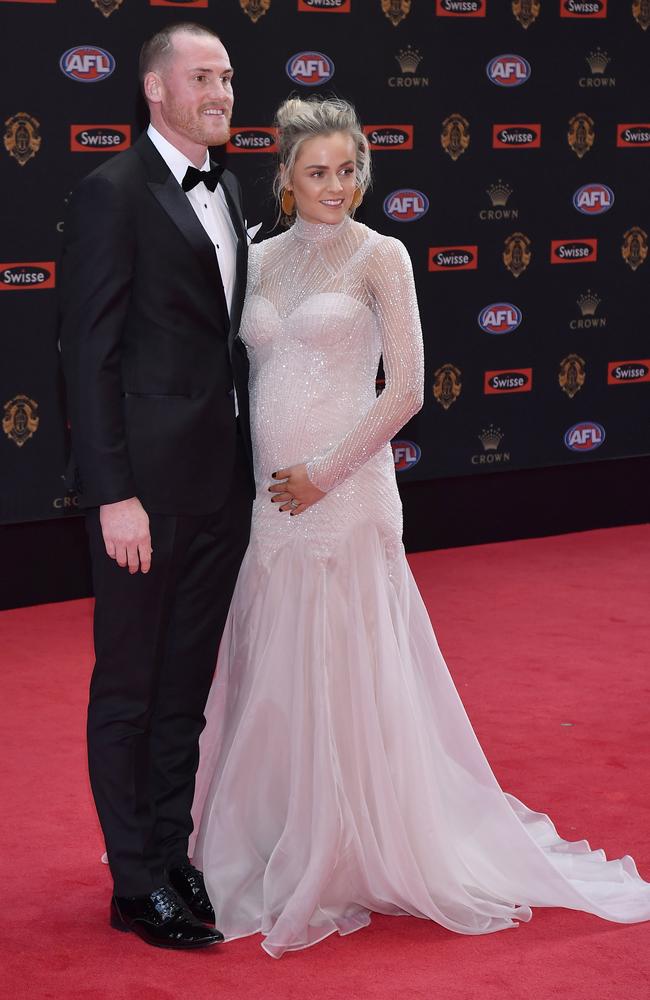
[303,204,349,226]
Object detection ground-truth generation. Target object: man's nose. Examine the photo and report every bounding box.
[209,79,231,102]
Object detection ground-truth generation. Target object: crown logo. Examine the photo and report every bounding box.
[586,48,610,74]
[577,290,601,316]
[478,425,504,452]
[395,46,423,73]
[487,180,512,207]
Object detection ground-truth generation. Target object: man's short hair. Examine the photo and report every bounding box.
[139,22,221,91]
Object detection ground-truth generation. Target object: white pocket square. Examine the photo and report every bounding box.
[246,222,262,244]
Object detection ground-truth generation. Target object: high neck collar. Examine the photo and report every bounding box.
[292,214,351,243]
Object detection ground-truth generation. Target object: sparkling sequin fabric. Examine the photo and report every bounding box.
[240,214,423,567]
[193,216,650,959]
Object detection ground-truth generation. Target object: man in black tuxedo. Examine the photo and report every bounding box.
[59,23,253,949]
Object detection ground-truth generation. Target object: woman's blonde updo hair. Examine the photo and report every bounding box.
[273,95,371,215]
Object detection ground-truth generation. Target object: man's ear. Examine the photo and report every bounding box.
[143,71,163,105]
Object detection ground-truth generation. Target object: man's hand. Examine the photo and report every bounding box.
[99,497,152,574]
[268,464,325,516]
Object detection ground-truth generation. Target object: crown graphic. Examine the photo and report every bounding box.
[487,180,512,207]
[586,48,611,74]
[478,425,504,451]
[577,290,600,316]
[395,46,423,74]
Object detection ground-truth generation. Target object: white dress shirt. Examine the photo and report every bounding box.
[147,124,238,316]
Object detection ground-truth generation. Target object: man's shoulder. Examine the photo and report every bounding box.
[78,145,140,189]
[74,135,156,200]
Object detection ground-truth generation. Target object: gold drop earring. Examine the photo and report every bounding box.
[281,189,295,215]
[350,187,363,212]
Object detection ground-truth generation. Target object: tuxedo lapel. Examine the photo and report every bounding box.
[218,171,246,240]
[219,170,248,351]
[147,173,229,318]
[136,135,229,322]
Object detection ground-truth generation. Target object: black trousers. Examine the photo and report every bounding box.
[85,444,253,897]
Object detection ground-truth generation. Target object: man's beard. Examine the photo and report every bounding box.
[167,100,231,147]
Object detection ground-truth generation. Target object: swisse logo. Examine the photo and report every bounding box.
[484,368,532,394]
[60,46,115,83]
[573,183,614,215]
[551,239,598,263]
[392,439,421,471]
[478,303,522,335]
[607,360,650,384]
[436,0,486,15]
[1,262,56,290]
[617,124,650,148]
[383,189,429,222]
[286,52,334,86]
[428,245,478,271]
[560,0,607,17]
[486,55,531,88]
[297,0,351,8]
[492,124,541,149]
[364,125,414,150]
[226,127,278,153]
[564,421,605,452]
[70,125,131,151]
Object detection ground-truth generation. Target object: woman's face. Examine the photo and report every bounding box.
[285,131,358,226]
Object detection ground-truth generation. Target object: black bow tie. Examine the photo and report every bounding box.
[181,163,224,193]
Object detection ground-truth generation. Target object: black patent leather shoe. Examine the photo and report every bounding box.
[110,886,223,949]
[168,863,216,925]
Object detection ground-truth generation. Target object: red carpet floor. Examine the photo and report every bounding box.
[1,525,649,1000]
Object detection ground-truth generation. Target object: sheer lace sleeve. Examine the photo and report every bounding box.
[305,237,424,493]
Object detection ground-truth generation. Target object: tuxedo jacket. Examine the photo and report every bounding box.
[59,132,252,515]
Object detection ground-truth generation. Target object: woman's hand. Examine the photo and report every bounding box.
[268,464,325,516]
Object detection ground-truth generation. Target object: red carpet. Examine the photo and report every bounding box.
[1,525,649,1000]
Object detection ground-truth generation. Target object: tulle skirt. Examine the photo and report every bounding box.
[192,522,650,957]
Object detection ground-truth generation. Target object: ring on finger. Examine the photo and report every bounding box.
[290,499,299,509]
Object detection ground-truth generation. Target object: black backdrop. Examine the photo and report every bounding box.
[2,0,649,527]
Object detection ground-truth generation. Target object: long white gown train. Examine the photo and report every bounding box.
[192,215,650,957]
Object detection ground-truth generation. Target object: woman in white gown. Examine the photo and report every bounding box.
[192,97,650,957]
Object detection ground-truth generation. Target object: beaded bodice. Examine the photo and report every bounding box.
[238,215,424,563]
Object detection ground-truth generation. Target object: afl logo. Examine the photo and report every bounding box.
[60,46,115,83]
[486,55,531,87]
[573,183,614,215]
[564,421,605,452]
[478,303,522,335]
[383,190,429,222]
[392,440,421,472]
[286,52,334,87]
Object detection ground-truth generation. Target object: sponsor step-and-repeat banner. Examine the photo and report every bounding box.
[2,0,649,521]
